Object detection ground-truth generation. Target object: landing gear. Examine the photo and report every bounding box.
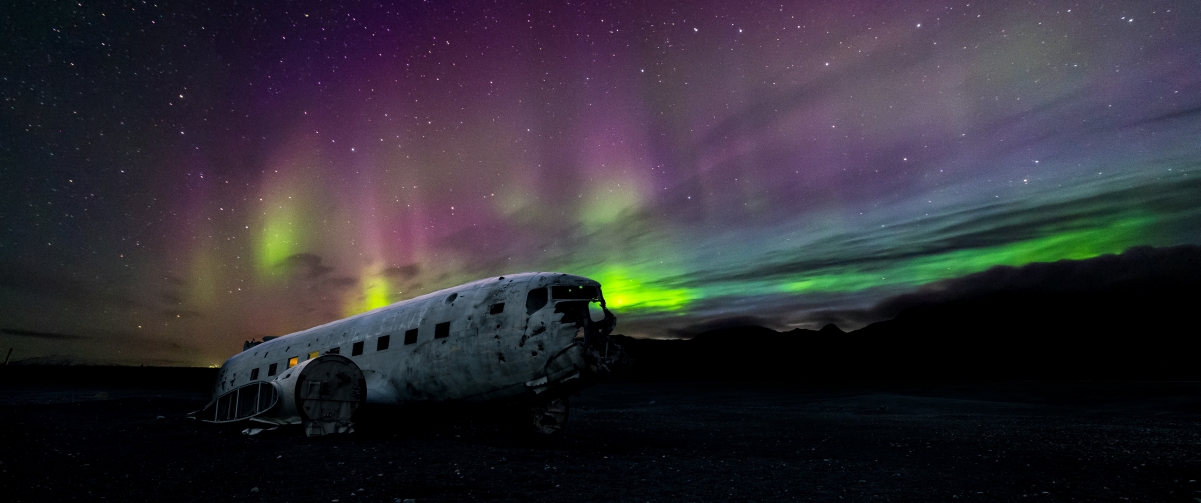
[530,396,569,435]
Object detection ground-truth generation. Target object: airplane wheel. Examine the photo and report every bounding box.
[530,396,569,435]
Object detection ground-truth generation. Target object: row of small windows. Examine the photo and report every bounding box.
[235,298,513,386]
[240,320,465,384]
[239,333,390,384]
[231,288,591,390]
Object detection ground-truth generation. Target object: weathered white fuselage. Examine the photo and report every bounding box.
[212,272,620,409]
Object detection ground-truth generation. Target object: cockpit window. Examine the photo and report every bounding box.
[588,299,606,322]
[525,287,548,315]
[554,301,588,325]
[551,285,598,300]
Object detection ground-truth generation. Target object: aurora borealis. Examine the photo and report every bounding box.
[2,0,1200,366]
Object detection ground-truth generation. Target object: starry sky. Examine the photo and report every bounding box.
[2,0,1200,366]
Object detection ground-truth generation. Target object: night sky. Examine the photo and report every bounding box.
[2,0,1200,366]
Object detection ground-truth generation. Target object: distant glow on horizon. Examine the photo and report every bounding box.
[590,265,698,313]
[782,211,1154,295]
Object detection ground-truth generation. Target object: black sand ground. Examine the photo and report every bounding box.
[3,379,1201,502]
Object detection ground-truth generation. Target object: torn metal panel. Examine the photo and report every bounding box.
[530,397,569,435]
[191,354,365,436]
[189,381,279,423]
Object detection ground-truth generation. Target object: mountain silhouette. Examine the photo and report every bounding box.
[615,245,1201,381]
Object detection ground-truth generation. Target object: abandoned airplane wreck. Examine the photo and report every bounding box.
[190,272,632,436]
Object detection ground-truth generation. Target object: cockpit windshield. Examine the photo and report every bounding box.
[549,284,607,323]
[551,285,598,300]
[587,297,605,322]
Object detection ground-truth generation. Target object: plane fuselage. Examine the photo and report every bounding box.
[213,272,619,408]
